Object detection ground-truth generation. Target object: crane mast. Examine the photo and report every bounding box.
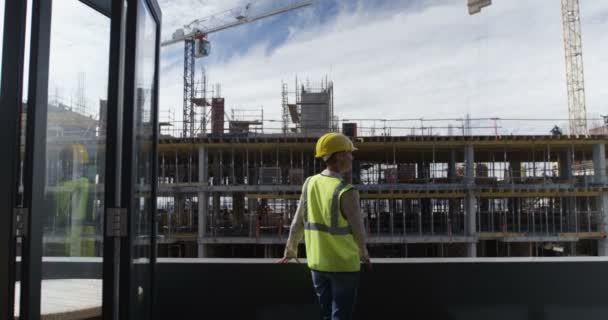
[162,1,313,137]
[468,0,589,135]
[561,0,588,135]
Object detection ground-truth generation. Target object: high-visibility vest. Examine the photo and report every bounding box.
[303,174,360,272]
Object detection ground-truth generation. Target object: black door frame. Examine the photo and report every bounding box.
[0,1,29,319]
[20,0,53,319]
[118,0,161,318]
[1,0,160,318]
[103,0,127,318]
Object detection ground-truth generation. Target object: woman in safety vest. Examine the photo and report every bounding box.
[280,132,371,320]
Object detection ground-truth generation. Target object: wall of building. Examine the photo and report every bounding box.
[153,258,608,320]
[300,88,331,136]
[156,136,608,258]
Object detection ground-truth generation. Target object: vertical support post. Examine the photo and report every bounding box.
[212,193,220,237]
[69,149,84,256]
[560,149,576,232]
[448,149,456,234]
[232,148,236,184]
[246,148,250,185]
[559,149,573,180]
[248,198,258,238]
[21,1,53,318]
[593,144,606,184]
[175,150,179,183]
[188,149,192,182]
[0,0,28,317]
[418,158,431,235]
[448,148,456,181]
[464,144,477,257]
[161,152,165,182]
[198,146,208,257]
[402,200,407,237]
[592,144,608,255]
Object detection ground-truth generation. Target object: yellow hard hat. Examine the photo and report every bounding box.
[67,144,89,164]
[315,132,357,159]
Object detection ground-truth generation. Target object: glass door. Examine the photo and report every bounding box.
[17,1,111,319]
[119,0,161,318]
[6,0,160,318]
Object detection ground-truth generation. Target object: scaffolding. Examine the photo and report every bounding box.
[156,134,608,258]
[229,107,264,135]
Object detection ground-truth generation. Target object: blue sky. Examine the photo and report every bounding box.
[155,0,608,135]
[5,0,607,135]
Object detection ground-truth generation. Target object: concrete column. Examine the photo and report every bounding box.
[558,150,576,233]
[352,160,361,184]
[197,192,209,258]
[175,194,185,233]
[448,149,456,181]
[213,152,220,185]
[198,146,209,258]
[213,194,220,235]
[416,161,431,234]
[233,193,245,229]
[248,198,258,237]
[465,193,477,257]
[597,194,608,256]
[507,160,521,233]
[69,149,83,256]
[464,144,474,185]
[510,161,521,183]
[448,149,457,231]
[593,144,608,255]
[464,144,477,257]
[559,150,572,180]
[593,144,606,184]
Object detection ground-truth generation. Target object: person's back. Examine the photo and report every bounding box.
[280,132,370,320]
[304,174,360,273]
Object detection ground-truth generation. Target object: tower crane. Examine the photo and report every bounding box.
[162,1,313,137]
[468,0,589,135]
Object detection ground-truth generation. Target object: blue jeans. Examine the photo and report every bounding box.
[311,270,360,320]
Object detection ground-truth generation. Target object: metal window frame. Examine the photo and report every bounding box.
[20,0,53,319]
[103,0,127,319]
[0,0,161,320]
[119,0,161,318]
[0,0,28,318]
[79,0,111,17]
[150,0,161,312]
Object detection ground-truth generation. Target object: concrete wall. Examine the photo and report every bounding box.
[154,258,608,320]
[300,90,330,136]
[16,258,608,319]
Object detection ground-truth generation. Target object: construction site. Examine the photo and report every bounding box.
[12,1,608,318]
[145,0,608,259]
[147,71,608,258]
[31,0,608,260]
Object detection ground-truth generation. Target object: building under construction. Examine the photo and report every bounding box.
[154,80,608,259]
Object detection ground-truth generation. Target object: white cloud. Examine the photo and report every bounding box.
[46,1,111,117]
[4,0,605,135]
[159,0,608,135]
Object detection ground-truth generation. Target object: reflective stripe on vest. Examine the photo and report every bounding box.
[302,178,352,235]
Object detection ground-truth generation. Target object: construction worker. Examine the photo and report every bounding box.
[56,144,91,256]
[279,132,370,320]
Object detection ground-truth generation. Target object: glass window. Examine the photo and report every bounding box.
[40,0,110,317]
[132,0,157,317]
[11,0,32,318]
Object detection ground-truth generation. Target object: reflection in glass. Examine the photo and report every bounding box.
[40,0,109,317]
[132,0,157,318]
